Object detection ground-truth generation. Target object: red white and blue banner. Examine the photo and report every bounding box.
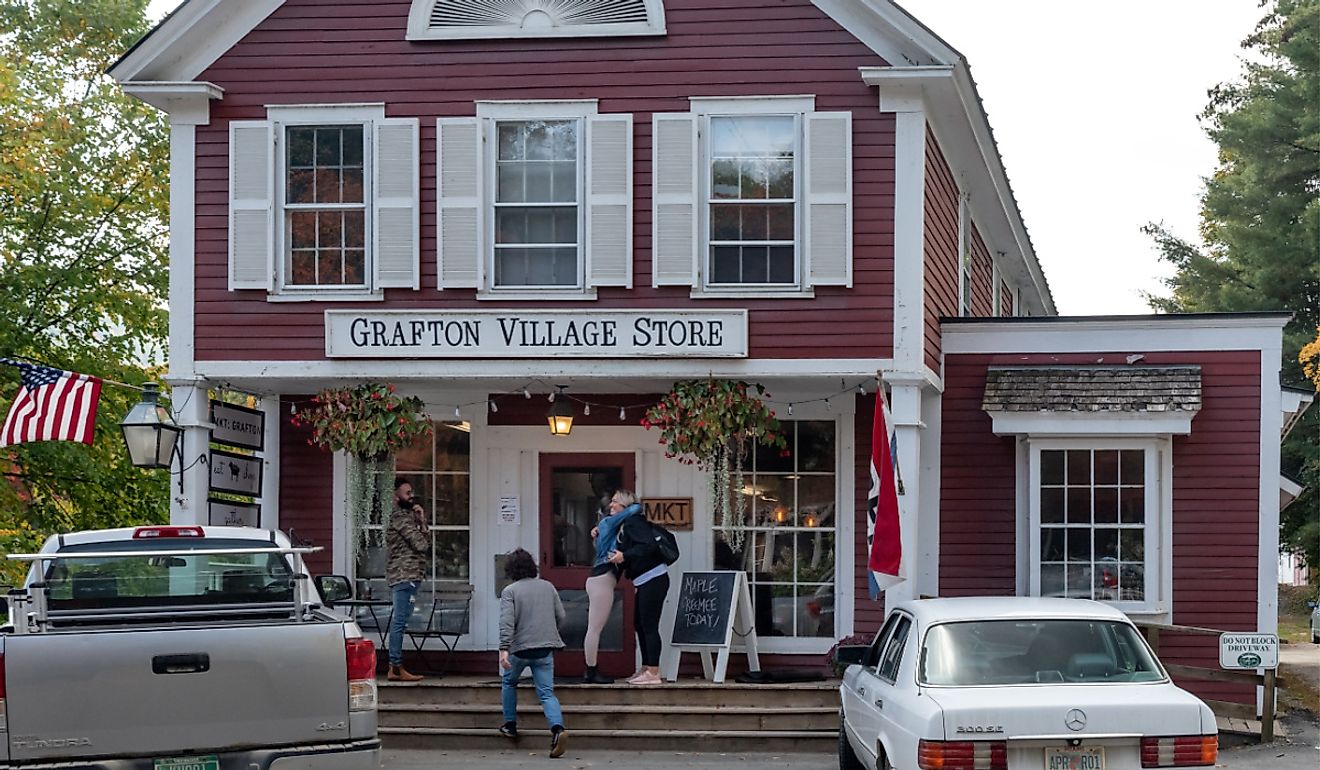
[867,386,904,599]
[0,360,102,447]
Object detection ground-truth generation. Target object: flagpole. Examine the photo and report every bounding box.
[0,357,145,393]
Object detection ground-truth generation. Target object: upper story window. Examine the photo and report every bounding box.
[437,100,632,297]
[493,120,581,287]
[284,125,367,288]
[653,96,852,296]
[708,115,797,286]
[406,0,666,41]
[227,104,420,300]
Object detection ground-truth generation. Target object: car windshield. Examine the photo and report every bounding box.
[44,538,294,609]
[920,619,1166,686]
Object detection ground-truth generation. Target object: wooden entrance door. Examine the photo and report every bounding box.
[538,452,636,677]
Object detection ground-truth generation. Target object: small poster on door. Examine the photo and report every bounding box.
[498,496,520,525]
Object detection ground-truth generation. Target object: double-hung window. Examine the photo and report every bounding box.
[652,96,852,294]
[436,100,633,296]
[228,104,420,298]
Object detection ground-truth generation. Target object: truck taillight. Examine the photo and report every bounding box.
[918,740,1007,770]
[345,638,377,712]
[1141,736,1217,767]
[133,526,204,539]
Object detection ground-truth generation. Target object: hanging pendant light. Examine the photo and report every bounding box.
[546,385,574,436]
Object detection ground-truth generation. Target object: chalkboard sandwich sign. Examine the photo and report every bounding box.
[664,570,760,683]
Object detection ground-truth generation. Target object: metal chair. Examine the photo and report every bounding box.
[405,581,472,675]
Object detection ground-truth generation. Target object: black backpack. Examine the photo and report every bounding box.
[649,520,680,566]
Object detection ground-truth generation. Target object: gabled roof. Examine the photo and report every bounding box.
[982,366,1203,414]
[111,0,1052,313]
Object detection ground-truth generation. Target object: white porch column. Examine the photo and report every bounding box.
[166,380,211,525]
[884,379,925,610]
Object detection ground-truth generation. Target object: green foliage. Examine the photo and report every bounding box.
[293,383,433,461]
[642,379,786,470]
[0,0,170,583]
[1144,0,1320,571]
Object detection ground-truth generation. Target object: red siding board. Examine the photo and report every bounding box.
[939,350,1263,705]
[279,396,334,576]
[922,130,960,373]
[191,0,898,361]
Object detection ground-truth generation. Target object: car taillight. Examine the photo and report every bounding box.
[345,638,377,712]
[133,526,204,539]
[918,740,1007,770]
[1141,735,1217,767]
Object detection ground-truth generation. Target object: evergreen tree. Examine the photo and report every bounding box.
[1144,0,1319,572]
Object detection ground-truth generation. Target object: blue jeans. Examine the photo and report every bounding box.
[501,652,564,729]
[388,580,419,666]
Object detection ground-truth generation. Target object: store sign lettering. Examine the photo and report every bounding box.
[325,310,747,358]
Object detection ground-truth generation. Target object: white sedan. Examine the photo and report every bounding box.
[838,597,1218,770]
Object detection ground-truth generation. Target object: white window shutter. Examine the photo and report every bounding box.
[373,118,420,289]
[651,113,698,287]
[586,114,633,288]
[228,121,273,291]
[804,111,852,287]
[436,117,482,289]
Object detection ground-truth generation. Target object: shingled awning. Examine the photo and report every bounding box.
[982,366,1202,435]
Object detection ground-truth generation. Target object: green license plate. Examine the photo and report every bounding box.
[1045,746,1105,770]
[153,756,219,770]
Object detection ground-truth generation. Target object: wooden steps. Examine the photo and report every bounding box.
[378,676,841,752]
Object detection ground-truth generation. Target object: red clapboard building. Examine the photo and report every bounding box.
[111,0,1298,712]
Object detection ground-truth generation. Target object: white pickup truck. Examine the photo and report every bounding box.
[0,525,381,770]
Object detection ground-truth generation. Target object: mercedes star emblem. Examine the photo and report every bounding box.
[1065,709,1088,731]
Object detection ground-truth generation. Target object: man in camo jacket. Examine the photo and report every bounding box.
[386,477,429,681]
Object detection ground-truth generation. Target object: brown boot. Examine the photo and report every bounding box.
[388,664,423,682]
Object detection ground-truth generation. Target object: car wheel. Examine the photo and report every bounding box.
[1313,631,1319,644]
[838,714,867,770]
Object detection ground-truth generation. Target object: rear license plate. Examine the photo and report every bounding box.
[1045,746,1105,770]
[153,757,219,770]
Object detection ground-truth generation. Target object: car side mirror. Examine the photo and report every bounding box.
[1308,600,1318,609]
[315,575,353,605]
[835,645,869,667]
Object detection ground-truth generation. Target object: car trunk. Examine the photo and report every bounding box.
[4,621,350,762]
[927,683,1208,769]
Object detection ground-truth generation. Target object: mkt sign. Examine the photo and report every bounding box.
[325,309,748,358]
[1218,632,1278,669]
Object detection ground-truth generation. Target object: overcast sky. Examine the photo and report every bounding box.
[145,0,1265,315]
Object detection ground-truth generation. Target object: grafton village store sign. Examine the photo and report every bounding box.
[325,310,748,358]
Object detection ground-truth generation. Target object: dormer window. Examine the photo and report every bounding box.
[407,0,666,41]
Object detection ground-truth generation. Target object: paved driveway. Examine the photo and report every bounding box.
[381,749,837,768]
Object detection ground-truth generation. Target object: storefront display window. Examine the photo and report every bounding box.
[357,422,472,589]
[713,420,836,637]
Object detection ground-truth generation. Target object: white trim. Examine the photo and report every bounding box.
[168,122,197,377]
[406,0,666,41]
[943,316,1289,354]
[331,451,350,577]
[991,262,1002,317]
[260,398,282,532]
[475,100,599,119]
[890,108,927,374]
[1257,335,1283,637]
[688,95,817,114]
[957,192,971,317]
[189,357,899,385]
[110,0,284,83]
[917,388,942,600]
[1023,438,1169,618]
[121,82,223,122]
[988,411,1197,437]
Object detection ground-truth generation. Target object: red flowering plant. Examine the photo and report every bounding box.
[293,382,431,461]
[293,383,432,558]
[643,379,786,548]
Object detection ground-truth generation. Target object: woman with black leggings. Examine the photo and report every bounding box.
[607,490,670,685]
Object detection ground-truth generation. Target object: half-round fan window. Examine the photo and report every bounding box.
[407,0,666,40]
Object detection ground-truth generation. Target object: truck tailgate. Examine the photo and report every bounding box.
[4,621,351,762]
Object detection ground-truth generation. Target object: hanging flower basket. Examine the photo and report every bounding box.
[292,382,432,460]
[642,379,786,550]
[292,383,432,559]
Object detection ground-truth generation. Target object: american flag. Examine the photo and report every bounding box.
[866,385,904,599]
[0,361,103,447]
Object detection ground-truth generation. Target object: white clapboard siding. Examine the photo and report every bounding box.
[651,113,698,287]
[586,114,633,288]
[804,111,852,287]
[373,118,420,289]
[436,117,482,289]
[228,121,274,291]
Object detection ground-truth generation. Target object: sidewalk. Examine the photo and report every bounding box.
[381,748,837,768]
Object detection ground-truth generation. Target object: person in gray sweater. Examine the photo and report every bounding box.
[498,548,568,758]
